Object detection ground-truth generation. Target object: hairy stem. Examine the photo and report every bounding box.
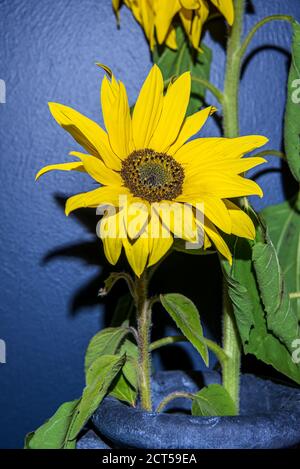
[191,76,224,104]
[156,392,194,413]
[149,335,228,366]
[135,272,152,411]
[238,15,293,62]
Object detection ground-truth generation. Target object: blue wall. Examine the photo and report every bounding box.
[0,0,299,448]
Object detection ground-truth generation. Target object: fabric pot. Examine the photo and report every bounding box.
[91,370,300,449]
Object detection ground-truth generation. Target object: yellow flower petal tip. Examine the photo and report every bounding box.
[95,63,113,78]
[39,64,266,275]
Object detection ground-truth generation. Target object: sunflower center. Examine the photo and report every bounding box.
[121,149,184,203]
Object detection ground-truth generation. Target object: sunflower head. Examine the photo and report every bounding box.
[121,149,185,203]
[113,0,234,50]
[36,64,267,277]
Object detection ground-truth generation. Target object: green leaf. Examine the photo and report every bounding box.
[68,354,125,441]
[284,20,300,182]
[261,197,300,319]
[252,236,299,352]
[224,235,300,385]
[160,293,209,366]
[84,327,129,374]
[109,340,138,406]
[24,399,80,449]
[192,384,236,417]
[153,25,212,115]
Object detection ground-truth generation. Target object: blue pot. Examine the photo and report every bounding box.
[90,371,300,449]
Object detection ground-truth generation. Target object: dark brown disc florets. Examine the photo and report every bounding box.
[121,149,184,203]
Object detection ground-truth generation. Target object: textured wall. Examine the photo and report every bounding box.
[0,0,299,448]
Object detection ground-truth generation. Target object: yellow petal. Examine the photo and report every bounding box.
[101,75,133,159]
[197,217,232,263]
[210,0,234,25]
[147,211,173,267]
[132,65,164,149]
[169,106,216,155]
[183,173,263,199]
[123,201,150,239]
[178,194,232,234]
[165,25,178,49]
[99,210,123,265]
[149,72,191,152]
[184,156,266,180]
[70,151,122,186]
[48,103,121,170]
[65,186,125,216]
[180,0,201,8]
[112,0,121,13]
[35,162,84,181]
[154,202,198,243]
[155,0,181,44]
[224,200,256,239]
[175,135,269,166]
[122,232,149,277]
[139,0,156,49]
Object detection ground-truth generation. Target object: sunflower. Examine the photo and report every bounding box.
[36,65,267,277]
[113,0,234,50]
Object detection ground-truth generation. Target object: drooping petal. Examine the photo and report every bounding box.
[155,0,181,44]
[197,217,232,263]
[132,65,164,149]
[65,186,126,216]
[48,103,121,170]
[154,202,198,243]
[224,200,256,240]
[140,0,156,49]
[122,230,150,277]
[169,106,216,155]
[147,210,173,267]
[99,210,123,265]
[210,0,234,25]
[123,200,150,239]
[165,25,178,49]
[35,162,84,181]
[177,194,232,234]
[101,75,134,159]
[70,152,122,186]
[149,72,191,152]
[180,0,201,8]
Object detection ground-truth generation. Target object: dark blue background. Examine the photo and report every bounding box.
[0,0,299,449]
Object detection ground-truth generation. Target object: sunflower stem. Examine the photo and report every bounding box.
[134,271,152,411]
[221,0,246,413]
[238,15,293,63]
